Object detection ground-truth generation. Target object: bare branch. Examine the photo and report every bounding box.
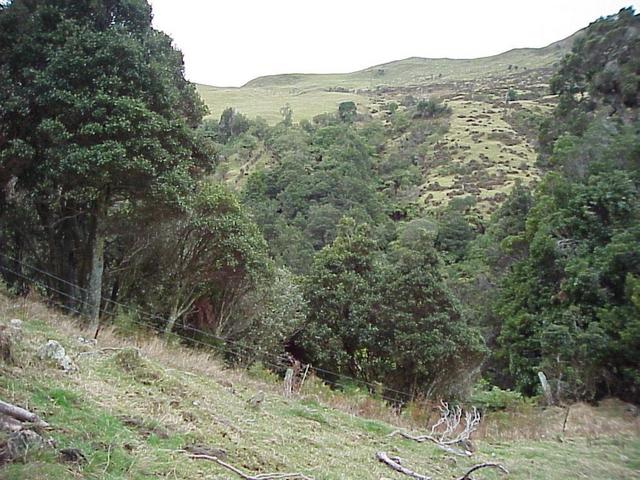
[376,452,431,480]
[389,401,479,456]
[186,452,314,480]
[456,462,508,480]
[0,400,49,428]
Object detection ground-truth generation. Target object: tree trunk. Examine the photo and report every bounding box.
[164,312,179,336]
[84,200,106,332]
[164,299,182,336]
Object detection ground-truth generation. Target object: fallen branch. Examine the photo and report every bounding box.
[456,462,508,480]
[388,431,472,457]
[0,400,49,428]
[389,402,479,457]
[185,452,314,480]
[376,452,431,480]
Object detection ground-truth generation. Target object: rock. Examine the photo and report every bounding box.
[37,340,77,372]
[9,319,22,330]
[247,390,265,409]
[1,430,47,463]
[59,447,87,463]
[0,324,18,364]
[76,336,96,346]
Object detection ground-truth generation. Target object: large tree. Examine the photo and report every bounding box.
[0,0,209,327]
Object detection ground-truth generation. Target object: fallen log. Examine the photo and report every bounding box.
[376,452,431,480]
[0,400,49,428]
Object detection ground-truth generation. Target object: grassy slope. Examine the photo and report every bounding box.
[199,34,576,216]
[2,293,639,480]
[197,33,576,123]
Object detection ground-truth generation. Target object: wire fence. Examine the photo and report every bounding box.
[0,252,416,404]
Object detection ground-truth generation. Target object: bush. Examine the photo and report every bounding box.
[470,382,526,411]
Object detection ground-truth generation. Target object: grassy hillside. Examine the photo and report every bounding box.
[2,293,639,479]
[199,33,577,215]
[197,86,368,125]
[197,33,576,124]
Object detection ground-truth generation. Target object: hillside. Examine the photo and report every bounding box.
[196,32,577,123]
[199,34,577,216]
[2,293,640,479]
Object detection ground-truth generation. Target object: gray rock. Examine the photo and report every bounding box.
[9,319,22,330]
[76,336,97,346]
[4,430,46,462]
[37,340,76,372]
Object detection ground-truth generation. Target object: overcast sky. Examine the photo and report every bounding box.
[148,1,639,87]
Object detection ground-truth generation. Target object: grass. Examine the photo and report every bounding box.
[197,85,368,124]
[1,292,638,479]
[200,34,571,217]
[419,99,540,215]
[197,32,575,124]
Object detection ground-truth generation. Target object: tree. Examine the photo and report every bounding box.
[217,107,250,143]
[296,218,381,377]
[338,101,357,123]
[280,103,293,127]
[125,183,270,336]
[0,0,208,328]
[374,232,485,397]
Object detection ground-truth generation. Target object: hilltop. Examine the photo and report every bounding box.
[196,32,577,123]
[1,293,639,479]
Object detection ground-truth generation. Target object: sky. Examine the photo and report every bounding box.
[148,0,640,87]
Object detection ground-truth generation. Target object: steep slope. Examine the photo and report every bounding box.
[1,293,639,479]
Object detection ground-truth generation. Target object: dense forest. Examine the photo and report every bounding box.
[0,0,638,406]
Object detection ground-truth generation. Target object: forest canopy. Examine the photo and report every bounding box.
[0,2,638,404]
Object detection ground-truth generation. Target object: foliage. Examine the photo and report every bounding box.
[123,183,271,336]
[296,218,484,398]
[338,101,357,123]
[413,99,451,119]
[296,218,381,378]
[238,267,307,363]
[540,7,640,162]
[470,381,526,411]
[0,0,211,322]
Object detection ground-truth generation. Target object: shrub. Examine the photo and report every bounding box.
[470,381,527,411]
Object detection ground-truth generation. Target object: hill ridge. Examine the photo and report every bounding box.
[229,31,580,89]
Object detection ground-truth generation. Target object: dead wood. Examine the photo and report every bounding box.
[283,368,294,398]
[377,452,507,480]
[0,400,49,428]
[376,452,431,480]
[184,451,314,480]
[390,401,479,456]
[456,462,508,480]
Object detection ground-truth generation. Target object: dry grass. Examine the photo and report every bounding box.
[1,292,639,479]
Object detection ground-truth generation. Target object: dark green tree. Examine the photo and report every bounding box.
[296,218,381,377]
[124,183,270,336]
[0,0,209,328]
[375,234,485,397]
[338,101,357,123]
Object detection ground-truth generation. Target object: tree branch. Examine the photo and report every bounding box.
[185,452,314,480]
[456,462,508,480]
[0,399,49,428]
[376,452,431,480]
